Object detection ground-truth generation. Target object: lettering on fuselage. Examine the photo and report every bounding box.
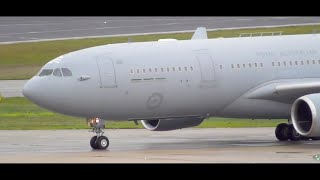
[256,49,318,58]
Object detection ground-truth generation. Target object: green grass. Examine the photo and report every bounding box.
[0,25,319,80]
[0,97,286,130]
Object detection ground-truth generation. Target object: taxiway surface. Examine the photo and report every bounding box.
[0,128,319,163]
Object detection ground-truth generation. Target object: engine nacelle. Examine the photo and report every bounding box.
[141,117,204,131]
[291,94,320,137]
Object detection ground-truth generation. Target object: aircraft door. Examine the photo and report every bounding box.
[96,55,117,88]
[195,52,215,82]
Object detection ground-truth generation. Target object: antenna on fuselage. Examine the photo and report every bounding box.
[191,27,208,40]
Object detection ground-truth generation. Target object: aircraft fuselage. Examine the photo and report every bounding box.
[23,34,320,121]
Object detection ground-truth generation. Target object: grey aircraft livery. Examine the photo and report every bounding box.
[23,27,320,150]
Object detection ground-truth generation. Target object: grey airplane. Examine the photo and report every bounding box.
[23,27,320,150]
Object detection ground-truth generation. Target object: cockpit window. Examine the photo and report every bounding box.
[61,68,72,76]
[53,68,62,77]
[39,69,53,76]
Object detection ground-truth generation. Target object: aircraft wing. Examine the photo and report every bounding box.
[191,27,208,40]
[245,78,320,104]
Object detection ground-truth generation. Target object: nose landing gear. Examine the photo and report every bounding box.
[88,118,109,150]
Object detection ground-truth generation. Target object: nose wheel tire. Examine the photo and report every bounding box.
[90,136,109,150]
[97,136,109,149]
[90,136,99,149]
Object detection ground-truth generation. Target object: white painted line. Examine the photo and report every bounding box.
[0,23,65,27]
[271,17,291,19]
[236,18,252,21]
[1,23,320,45]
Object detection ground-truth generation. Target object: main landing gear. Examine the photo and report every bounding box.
[275,123,320,141]
[88,118,109,150]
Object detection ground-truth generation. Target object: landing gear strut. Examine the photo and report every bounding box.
[88,118,109,150]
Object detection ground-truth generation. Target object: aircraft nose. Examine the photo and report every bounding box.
[23,79,37,101]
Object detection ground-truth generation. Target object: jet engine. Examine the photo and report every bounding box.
[141,117,205,131]
[291,93,320,137]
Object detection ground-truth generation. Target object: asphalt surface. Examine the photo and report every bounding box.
[0,80,27,97]
[0,16,320,43]
[0,128,319,163]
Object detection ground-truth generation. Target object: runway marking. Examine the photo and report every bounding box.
[18,37,40,40]
[0,23,65,27]
[271,17,291,19]
[231,143,280,147]
[236,18,253,21]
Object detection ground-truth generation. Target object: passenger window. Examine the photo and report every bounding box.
[53,68,62,77]
[190,66,193,71]
[39,69,53,77]
[155,68,158,73]
[130,69,134,74]
[307,60,310,64]
[184,67,188,71]
[143,69,146,73]
[161,68,164,72]
[283,62,286,66]
[243,64,246,68]
[172,67,175,72]
[318,60,320,64]
[301,61,304,65]
[295,61,298,65]
[260,63,263,67]
[237,64,240,68]
[278,62,281,66]
[136,69,140,73]
[313,60,316,64]
[167,67,170,72]
[254,63,257,67]
[179,67,182,71]
[289,61,293,66]
[231,64,234,68]
[272,62,275,66]
[61,68,72,76]
[149,68,152,72]
[248,63,251,68]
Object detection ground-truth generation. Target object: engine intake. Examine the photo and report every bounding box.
[141,117,204,131]
[291,94,320,137]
